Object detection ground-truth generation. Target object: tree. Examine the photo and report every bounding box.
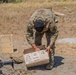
[3,0,8,3]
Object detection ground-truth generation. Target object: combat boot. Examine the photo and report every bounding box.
[45,63,53,70]
[45,50,54,70]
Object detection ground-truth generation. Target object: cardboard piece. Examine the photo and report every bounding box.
[23,45,45,54]
[24,50,49,67]
[0,34,13,53]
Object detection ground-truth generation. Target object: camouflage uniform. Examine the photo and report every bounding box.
[26,9,58,67]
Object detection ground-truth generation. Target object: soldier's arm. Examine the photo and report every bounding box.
[51,26,58,43]
[26,22,40,51]
[26,10,38,44]
[26,22,34,44]
[49,13,58,46]
[50,25,58,46]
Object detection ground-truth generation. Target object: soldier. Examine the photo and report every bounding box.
[26,8,58,70]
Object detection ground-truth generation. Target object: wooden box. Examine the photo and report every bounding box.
[0,34,13,53]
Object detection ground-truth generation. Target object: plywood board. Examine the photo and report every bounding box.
[1,36,11,43]
[1,42,13,48]
[0,34,13,53]
[2,47,13,53]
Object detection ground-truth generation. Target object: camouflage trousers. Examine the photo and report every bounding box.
[34,30,55,66]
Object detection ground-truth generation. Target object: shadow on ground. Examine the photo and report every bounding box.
[54,56,64,67]
[27,56,64,70]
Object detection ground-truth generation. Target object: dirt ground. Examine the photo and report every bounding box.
[0,1,76,75]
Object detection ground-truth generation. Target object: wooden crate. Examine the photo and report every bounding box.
[0,34,13,53]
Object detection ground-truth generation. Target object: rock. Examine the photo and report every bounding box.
[10,51,24,64]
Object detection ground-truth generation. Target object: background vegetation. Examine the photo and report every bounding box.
[0,0,76,3]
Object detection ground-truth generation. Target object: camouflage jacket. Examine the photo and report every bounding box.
[26,9,58,44]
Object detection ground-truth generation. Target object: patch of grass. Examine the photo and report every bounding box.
[9,0,22,3]
[0,0,76,3]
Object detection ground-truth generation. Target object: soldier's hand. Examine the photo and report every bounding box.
[34,47,40,51]
[31,43,40,51]
[46,46,51,53]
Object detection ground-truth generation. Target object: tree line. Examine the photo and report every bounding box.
[0,0,23,3]
[0,0,8,3]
